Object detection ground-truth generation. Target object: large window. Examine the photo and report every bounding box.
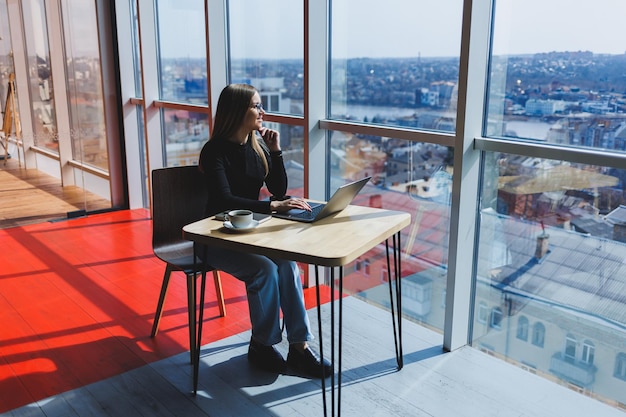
[324,0,458,336]
[156,0,207,104]
[329,130,451,330]
[22,0,58,152]
[330,0,462,130]
[486,0,626,151]
[130,0,142,98]
[154,0,209,167]
[161,108,209,167]
[228,0,303,116]
[473,153,626,397]
[0,0,13,118]
[474,148,626,385]
[473,1,626,406]
[61,0,109,170]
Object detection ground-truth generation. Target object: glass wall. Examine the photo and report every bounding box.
[330,129,452,330]
[0,0,120,227]
[39,0,625,410]
[61,0,109,170]
[161,108,209,166]
[474,153,626,405]
[154,0,209,167]
[130,0,148,206]
[5,0,625,410]
[486,0,626,151]
[228,0,304,116]
[130,0,142,98]
[473,0,626,407]
[0,0,14,122]
[225,0,305,203]
[330,0,462,131]
[156,0,207,104]
[327,0,460,330]
[22,0,58,152]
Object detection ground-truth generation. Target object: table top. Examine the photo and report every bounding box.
[183,205,411,267]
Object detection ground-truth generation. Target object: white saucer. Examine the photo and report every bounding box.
[223,220,259,232]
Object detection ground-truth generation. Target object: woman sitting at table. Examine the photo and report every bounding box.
[198,83,331,378]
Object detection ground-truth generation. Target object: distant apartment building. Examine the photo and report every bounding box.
[583,119,626,150]
[420,87,440,107]
[546,117,626,150]
[525,98,567,116]
[419,81,456,108]
[248,77,292,114]
[582,101,615,114]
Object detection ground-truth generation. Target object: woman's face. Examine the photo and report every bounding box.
[243,92,264,132]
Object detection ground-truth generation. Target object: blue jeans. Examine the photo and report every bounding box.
[201,246,313,346]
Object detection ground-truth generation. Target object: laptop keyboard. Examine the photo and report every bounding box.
[290,203,324,219]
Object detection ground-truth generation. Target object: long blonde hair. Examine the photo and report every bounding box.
[210,84,269,176]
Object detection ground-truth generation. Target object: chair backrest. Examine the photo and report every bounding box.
[151,165,208,250]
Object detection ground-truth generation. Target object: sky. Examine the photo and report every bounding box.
[15,0,101,58]
[159,0,626,60]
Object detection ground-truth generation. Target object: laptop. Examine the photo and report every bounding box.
[273,176,371,223]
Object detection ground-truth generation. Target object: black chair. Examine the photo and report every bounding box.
[150,165,226,361]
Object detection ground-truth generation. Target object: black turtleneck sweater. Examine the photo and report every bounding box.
[199,136,287,216]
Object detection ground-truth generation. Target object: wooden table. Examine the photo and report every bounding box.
[183,204,411,416]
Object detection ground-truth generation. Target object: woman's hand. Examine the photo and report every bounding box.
[270,197,311,213]
[259,127,281,152]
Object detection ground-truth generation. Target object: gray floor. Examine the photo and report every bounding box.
[4,297,623,417]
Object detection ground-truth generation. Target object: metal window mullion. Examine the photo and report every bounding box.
[475,137,626,171]
[45,0,73,184]
[306,0,328,201]
[96,0,125,206]
[320,119,455,147]
[444,0,493,352]
[6,0,35,167]
[136,0,162,170]
[114,0,145,209]
[207,0,227,117]
[302,0,329,288]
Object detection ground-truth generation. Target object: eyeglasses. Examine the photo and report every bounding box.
[251,102,264,112]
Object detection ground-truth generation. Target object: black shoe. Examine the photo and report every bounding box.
[287,346,333,378]
[247,338,286,373]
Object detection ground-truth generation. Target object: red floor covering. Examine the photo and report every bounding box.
[0,209,328,413]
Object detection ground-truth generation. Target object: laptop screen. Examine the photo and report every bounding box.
[273,176,371,223]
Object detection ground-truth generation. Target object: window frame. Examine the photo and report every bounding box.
[490,307,503,330]
[477,301,489,324]
[581,340,595,366]
[615,353,626,381]
[531,322,545,348]
[516,316,529,341]
[564,334,577,362]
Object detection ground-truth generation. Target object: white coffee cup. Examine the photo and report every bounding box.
[226,209,254,228]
